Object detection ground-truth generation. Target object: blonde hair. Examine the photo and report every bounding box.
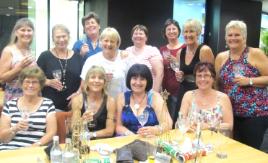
[183,19,202,36]
[83,66,108,95]
[9,18,34,45]
[99,27,121,48]
[225,20,247,40]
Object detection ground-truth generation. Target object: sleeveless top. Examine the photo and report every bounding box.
[189,90,223,123]
[5,48,37,103]
[82,93,108,131]
[180,44,203,76]
[121,91,159,134]
[219,47,268,117]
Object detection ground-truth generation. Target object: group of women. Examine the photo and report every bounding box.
[0,12,267,152]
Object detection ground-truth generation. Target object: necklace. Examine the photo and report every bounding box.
[132,93,147,111]
[54,48,68,90]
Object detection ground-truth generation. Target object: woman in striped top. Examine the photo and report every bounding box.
[0,66,57,150]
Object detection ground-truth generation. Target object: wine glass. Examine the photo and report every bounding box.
[137,109,149,127]
[176,114,190,139]
[233,63,244,78]
[21,107,32,131]
[52,69,62,80]
[86,102,96,131]
[170,60,182,82]
[162,50,171,60]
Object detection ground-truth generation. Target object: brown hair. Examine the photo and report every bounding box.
[19,66,46,89]
[194,62,216,79]
[131,24,148,39]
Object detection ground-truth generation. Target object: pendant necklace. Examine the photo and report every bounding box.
[55,48,68,90]
[132,93,147,112]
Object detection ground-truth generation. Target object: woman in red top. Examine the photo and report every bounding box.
[159,19,185,128]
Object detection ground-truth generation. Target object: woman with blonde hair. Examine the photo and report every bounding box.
[71,66,116,139]
[80,27,132,98]
[0,18,36,102]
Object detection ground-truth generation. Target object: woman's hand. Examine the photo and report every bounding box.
[45,79,63,91]
[137,126,158,137]
[15,56,35,69]
[82,111,94,122]
[175,70,184,82]
[80,43,89,57]
[14,120,29,132]
[233,77,250,86]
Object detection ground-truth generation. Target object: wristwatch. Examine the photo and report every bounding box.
[249,78,253,86]
[91,132,97,138]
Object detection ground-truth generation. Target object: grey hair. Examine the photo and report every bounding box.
[52,24,70,42]
[225,20,247,40]
[183,19,202,36]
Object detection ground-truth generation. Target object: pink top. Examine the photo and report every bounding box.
[125,45,163,80]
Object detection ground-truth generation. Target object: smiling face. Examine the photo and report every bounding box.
[183,26,199,45]
[84,18,100,38]
[132,29,147,47]
[195,69,214,90]
[165,24,179,41]
[15,25,33,45]
[225,27,246,50]
[53,28,69,50]
[86,73,105,93]
[130,75,147,94]
[101,35,118,54]
[22,77,41,97]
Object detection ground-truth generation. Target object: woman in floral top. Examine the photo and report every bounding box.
[215,20,268,150]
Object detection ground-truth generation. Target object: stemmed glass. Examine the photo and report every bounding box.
[216,123,231,159]
[162,50,171,60]
[233,63,244,78]
[170,60,181,82]
[21,107,32,131]
[52,69,62,80]
[137,109,149,128]
[175,113,190,141]
[86,102,96,131]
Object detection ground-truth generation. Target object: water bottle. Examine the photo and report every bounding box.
[50,136,62,163]
[62,138,76,163]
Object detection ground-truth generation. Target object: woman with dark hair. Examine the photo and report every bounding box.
[179,62,233,130]
[159,18,185,128]
[116,64,172,137]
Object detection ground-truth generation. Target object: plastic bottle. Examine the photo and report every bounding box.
[62,138,76,163]
[50,136,62,163]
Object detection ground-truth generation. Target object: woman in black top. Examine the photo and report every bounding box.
[37,24,83,111]
[175,19,214,124]
[71,66,116,139]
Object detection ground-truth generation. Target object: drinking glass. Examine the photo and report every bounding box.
[162,50,171,60]
[21,107,31,131]
[170,60,180,73]
[137,109,149,127]
[52,69,62,80]
[86,102,96,131]
[216,124,231,159]
[176,113,190,139]
[233,63,244,78]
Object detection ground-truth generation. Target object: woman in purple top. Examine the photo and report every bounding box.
[215,20,268,150]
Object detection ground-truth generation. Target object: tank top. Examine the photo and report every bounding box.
[82,93,108,131]
[189,90,223,123]
[219,47,268,117]
[121,91,159,134]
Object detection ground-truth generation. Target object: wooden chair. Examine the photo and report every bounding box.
[55,111,72,144]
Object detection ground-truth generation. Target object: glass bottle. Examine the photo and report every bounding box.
[62,138,76,163]
[50,136,62,163]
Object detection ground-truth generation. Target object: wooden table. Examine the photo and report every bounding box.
[0,130,267,163]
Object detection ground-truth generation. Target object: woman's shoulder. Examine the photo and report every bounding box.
[215,90,229,99]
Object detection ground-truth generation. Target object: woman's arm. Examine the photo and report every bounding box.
[219,92,233,131]
[32,112,57,146]
[94,96,116,138]
[0,115,16,143]
[115,93,135,136]
[0,47,32,82]
[199,45,215,64]
[151,60,164,92]
[179,91,192,117]
[214,52,228,90]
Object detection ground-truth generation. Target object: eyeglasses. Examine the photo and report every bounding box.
[196,74,212,80]
[23,79,40,85]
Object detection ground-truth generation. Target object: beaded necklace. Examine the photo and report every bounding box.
[54,49,68,90]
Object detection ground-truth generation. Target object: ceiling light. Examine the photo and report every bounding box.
[8,6,14,10]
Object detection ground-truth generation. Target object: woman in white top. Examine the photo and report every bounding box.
[0,18,36,102]
[80,27,132,98]
[126,24,163,92]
